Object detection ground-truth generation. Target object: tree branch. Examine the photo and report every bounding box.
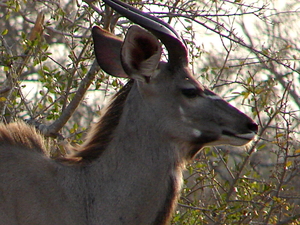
[37,60,100,137]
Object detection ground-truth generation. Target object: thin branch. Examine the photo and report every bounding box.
[39,60,100,137]
[172,13,300,75]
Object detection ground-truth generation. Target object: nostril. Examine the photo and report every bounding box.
[248,122,258,133]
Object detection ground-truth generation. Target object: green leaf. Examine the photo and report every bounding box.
[1,29,8,35]
[0,97,7,102]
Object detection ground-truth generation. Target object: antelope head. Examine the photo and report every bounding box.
[92,0,258,159]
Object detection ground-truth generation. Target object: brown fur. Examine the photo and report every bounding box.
[0,121,46,153]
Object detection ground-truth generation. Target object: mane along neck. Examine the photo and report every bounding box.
[74,80,134,162]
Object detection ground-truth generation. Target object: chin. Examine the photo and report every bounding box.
[206,134,255,147]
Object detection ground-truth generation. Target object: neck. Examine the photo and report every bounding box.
[83,83,185,225]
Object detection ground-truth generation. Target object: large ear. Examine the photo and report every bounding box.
[92,26,128,78]
[121,25,162,82]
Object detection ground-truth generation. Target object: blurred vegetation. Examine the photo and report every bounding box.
[0,0,299,224]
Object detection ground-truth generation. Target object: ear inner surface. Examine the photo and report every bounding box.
[92,26,128,78]
[121,26,162,81]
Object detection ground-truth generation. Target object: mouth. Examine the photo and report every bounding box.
[222,130,256,143]
[188,130,257,158]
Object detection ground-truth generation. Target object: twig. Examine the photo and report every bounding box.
[40,60,100,137]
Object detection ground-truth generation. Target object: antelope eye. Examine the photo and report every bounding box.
[181,88,199,98]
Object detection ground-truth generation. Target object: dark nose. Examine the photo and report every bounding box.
[248,121,258,134]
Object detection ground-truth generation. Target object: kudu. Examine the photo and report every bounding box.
[0,0,258,224]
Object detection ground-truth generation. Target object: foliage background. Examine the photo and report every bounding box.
[0,0,299,224]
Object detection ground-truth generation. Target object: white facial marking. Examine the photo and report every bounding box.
[179,106,189,123]
[204,94,222,100]
[192,129,202,138]
[235,132,256,140]
[179,106,185,115]
[179,106,201,138]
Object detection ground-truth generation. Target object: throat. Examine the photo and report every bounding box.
[85,134,184,224]
[84,142,182,225]
[152,171,181,225]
